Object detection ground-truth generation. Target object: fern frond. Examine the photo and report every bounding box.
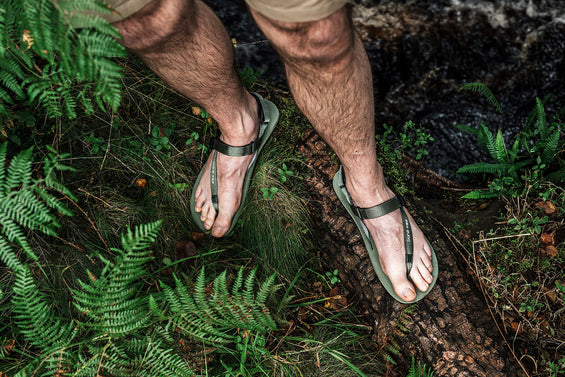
[535,97,548,139]
[461,190,500,200]
[541,129,560,165]
[11,266,75,349]
[459,82,504,115]
[457,162,509,175]
[494,129,508,164]
[73,221,161,337]
[0,236,23,271]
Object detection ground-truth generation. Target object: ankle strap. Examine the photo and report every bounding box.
[210,138,256,156]
[353,195,405,220]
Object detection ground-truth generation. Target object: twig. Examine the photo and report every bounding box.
[61,193,111,254]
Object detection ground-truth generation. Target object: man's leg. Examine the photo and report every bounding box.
[113,0,259,237]
[250,7,434,302]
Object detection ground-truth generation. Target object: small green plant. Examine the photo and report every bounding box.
[518,297,544,314]
[325,269,341,285]
[238,67,262,89]
[261,186,279,200]
[456,84,564,199]
[377,121,434,161]
[168,182,189,192]
[149,123,176,152]
[507,214,548,234]
[547,357,565,377]
[277,163,294,183]
[84,133,107,155]
[186,131,200,145]
[406,356,434,377]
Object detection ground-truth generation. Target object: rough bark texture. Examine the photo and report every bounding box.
[298,129,521,377]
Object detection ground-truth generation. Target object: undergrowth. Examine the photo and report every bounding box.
[454,83,565,377]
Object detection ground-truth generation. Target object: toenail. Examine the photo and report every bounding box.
[402,288,415,298]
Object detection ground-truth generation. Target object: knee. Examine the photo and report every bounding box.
[257,7,355,67]
[112,0,196,52]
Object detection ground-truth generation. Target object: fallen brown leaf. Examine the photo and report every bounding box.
[191,106,201,116]
[540,230,555,245]
[176,239,197,259]
[535,200,557,216]
[541,245,559,257]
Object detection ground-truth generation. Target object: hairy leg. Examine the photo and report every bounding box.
[251,7,434,301]
[113,0,259,236]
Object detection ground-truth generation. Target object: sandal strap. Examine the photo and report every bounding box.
[353,196,404,220]
[209,92,266,210]
[351,194,413,276]
[210,138,256,157]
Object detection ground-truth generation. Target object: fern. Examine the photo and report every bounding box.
[11,266,75,364]
[0,142,74,270]
[406,356,434,377]
[0,0,127,119]
[158,267,278,347]
[458,82,504,115]
[73,221,161,337]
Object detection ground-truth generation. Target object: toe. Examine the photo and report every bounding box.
[389,271,417,301]
[202,204,215,230]
[417,260,434,285]
[211,210,233,237]
[409,265,430,293]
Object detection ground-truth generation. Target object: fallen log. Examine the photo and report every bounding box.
[298,129,522,377]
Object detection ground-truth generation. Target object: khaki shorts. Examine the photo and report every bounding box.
[102,0,348,23]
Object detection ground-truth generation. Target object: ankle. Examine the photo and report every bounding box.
[216,92,260,146]
[342,165,394,208]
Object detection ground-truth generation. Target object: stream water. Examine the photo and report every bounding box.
[207,0,565,179]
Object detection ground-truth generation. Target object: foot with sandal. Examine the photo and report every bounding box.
[105,0,438,303]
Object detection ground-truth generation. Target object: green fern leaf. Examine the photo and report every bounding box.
[12,266,75,348]
[535,97,548,139]
[457,162,509,175]
[459,82,504,115]
[541,129,560,165]
[494,129,508,164]
[461,190,500,200]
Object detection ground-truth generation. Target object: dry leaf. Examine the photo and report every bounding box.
[545,290,558,303]
[540,231,555,245]
[191,106,202,116]
[176,239,197,259]
[312,281,323,294]
[22,30,33,49]
[478,202,489,210]
[535,200,557,215]
[135,178,147,188]
[190,232,205,242]
[541,245,558,257]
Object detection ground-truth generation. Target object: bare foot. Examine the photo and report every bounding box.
[346,177,434,302]
[193,93,259,237]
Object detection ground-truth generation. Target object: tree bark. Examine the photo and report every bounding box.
[298,129,522,377]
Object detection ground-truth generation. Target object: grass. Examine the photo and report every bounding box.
[0,55,391,376]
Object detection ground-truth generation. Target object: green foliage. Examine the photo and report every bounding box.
[459,82,504,115]
[0,141,74,271]
[456,86,564,199]
[156,267,278,345]
[238,67,262,89]
[377,121,435,161]
[406,356,434,377]
[0,0,126,120]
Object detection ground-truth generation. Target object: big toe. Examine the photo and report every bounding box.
[211,211,232,237]
[391,276,417,302]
